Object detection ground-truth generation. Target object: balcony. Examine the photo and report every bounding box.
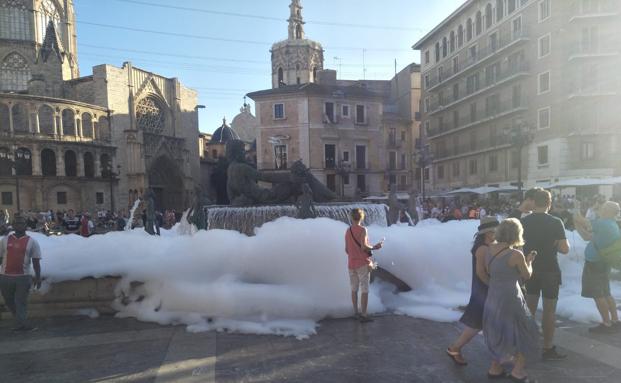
[428,62,529,115]
[424,28,530,91]
[432,135,513,161]
[427,99,527,139]
[567,43,620,61]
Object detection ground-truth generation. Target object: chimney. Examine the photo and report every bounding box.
[316,69,337,85]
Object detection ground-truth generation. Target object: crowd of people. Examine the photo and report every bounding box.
[350,188,621,383]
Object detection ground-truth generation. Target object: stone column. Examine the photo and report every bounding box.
[58,114,64,138]
[94,152,101,178]
[76,114,82,138]
[8,104,14,135]
[27,108,32,133]
[56,148,65,177]
[31,144,42,176]
[77,150,85,177]
[33,110,40,134]
[92,119,97,140]
[53,114,58,136]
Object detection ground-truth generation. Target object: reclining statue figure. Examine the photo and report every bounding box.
[225,140,336,206]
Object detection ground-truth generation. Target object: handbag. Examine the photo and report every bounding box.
[349,227,373,258]
[597,239,621,270]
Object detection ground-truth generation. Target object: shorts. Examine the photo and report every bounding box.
[525,271,562,300]
[349,265,370,293]
[581,261,611,299]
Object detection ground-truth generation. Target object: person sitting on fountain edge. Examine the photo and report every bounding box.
[0,214,42,331]
[345,208,384,323]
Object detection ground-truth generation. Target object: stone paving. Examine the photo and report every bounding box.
[1,314,621,382]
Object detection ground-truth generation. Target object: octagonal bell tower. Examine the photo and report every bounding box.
[270,0,324,88]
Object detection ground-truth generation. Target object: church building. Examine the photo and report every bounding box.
[0,0,201,214]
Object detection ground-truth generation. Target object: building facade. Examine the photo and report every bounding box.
[0,0,200,214]
[414,0,621,193]
[248,0,420,199]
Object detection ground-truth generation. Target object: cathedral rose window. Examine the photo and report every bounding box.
[136,96,166,135]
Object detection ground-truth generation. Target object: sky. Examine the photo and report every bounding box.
[73,0,464,134]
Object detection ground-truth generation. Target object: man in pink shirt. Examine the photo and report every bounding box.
[345,208,384,322]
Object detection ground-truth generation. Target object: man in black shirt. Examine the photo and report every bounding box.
[508,188,539,220]
[62,209,81,235]
[522,189,570,361]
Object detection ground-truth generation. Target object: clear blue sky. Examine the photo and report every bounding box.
[74,0,464,133]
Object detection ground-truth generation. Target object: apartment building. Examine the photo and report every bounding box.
[414,0,621,193]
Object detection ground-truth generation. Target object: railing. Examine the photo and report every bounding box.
[427,99,526,138]
[567,41,620,59]
[428,61,529,114]
[424,28,530,90]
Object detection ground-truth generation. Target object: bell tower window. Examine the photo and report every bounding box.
[278,67,284,84]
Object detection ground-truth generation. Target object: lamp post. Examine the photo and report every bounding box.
[505,119,534,199]
[104,164,121,213]
[414,141,434,202]
[6,148,30,213]
[336,161,352,199]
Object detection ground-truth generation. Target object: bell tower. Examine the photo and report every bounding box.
[270,0,324,89]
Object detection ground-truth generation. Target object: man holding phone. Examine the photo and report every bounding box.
[0,214,42,331]
[521,189,570,361]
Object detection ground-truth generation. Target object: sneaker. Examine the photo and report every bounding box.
[588,324,616,334]
[542,346,567,361]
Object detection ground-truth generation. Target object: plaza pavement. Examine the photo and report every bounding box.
[1,313,620,382]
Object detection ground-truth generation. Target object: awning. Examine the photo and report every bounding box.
[547,177,621,188]
[445,186,518,195]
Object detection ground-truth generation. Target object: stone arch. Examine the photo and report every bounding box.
[312,66,317,82]
[148,155,184,211]
[0,52,30,92]
[0,103,9,132]
[82,112,93,138]
[62,109,75,136]
[486,3,493,28]
[98,116,111,141]
[475,11,482,35]
[136,95,167,135]
[15,147,32,176]
[11,103,29,133]
[0,147,11,176]
[466,18,473,41]
[278,67,284,84]
[442,36,448,57]
[295,24,302,39]
[38,104,55,135]
[83,152,94,178]
[457,25,464,47]
[64,149,77,177]
[41,148,56,176]
[100,153,111,176]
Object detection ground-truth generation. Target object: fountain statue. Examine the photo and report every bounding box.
[225,140,336,206]
[296,183,317,219]
[187,187,211,230]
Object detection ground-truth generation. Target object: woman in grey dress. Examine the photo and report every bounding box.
[482,218,540,383]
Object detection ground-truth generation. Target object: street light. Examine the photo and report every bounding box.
[336,160,352,199]
[505,119,534,199]
[414,141,434,202]
[104,164,121,213]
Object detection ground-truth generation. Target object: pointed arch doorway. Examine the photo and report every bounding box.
[147,155,185,211]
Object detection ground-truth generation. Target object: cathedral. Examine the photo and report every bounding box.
[0,0,200,214]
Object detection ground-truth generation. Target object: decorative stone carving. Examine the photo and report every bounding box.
[136,97,165,135]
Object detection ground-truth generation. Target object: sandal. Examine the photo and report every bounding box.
[488,371,508,379]
[509,374,538,383]
[446,348,468,366]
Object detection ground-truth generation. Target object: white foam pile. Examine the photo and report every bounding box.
[29,218,618,339]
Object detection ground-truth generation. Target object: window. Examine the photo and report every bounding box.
[539,0,551,21]
[580,26,599,53]
[489,154,498,172]
[466,18,473,41]
[273,103,285,119]
[453,83,459,101]
[400,153,406,169]
[355,105,366,124]
[452,57,459,74]
[442,37,448,58]
[389,151,397,170]
[458,25,464,47]
[341,104,350,118]
[537,145,549,165]
[469,45,477,61]
[496,0,505,21]
[512,84,522,108]
[278,67,284,84]
[475,11,482,35]
[470,102,477,122]
[437,165,445,179]
[489,32,498,52]
[424,75,430,89]
[511,150,519,168]
[485,4,493,29]
[0,0,32,41]
[400,175,407,187]
[438,66,444,82]
[581,142,595,160]
[449,31,455,52]
[343,151,350,162]
[57,191,67,205]
[325,144,336,168]
[38,0,63,43]
[274,145,287,169]
[538,71,550,94]
[470,131,477,151]
[326,174,336,192]
[466,73,479,94]
[96,192,104,205]
[485,62,500,86]
[0,52,30,92]
[539,34,551,58]
[357,175,366,192]
[469,159,478,174]
[355,145,366,169]
[538,107,550,129]
[343,174,350,185]
[435,42,440,62]
[1,192,12,206]
[508,0,517,13]
[64,150,77,177]
[424,168,430,180]
[424,50,430,64]
[452,162,460,177]
[453,110,459,128]
[324,102,335,123]
[512,16,522,36]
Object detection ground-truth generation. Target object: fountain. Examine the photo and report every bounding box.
[124,199,142,231]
